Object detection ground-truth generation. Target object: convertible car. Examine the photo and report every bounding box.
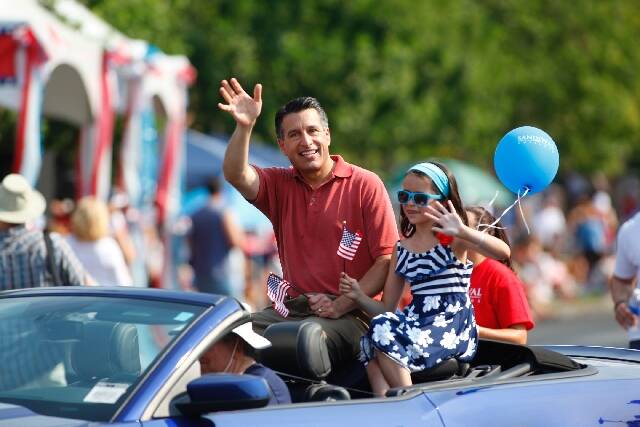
[0,286,638,426]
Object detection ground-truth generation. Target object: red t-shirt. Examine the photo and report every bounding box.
[252,155,399,296]
[470,258,535,330]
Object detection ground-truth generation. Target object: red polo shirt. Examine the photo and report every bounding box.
[470,258,535,330]
[252,155,398,295]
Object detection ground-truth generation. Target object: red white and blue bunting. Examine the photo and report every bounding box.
[2,23,47,185]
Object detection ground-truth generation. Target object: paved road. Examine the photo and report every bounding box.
[528,297,628,348]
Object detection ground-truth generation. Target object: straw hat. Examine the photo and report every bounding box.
[0,174,46,224]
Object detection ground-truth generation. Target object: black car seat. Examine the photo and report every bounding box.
[411,357,469,384]
[259,321,350,402]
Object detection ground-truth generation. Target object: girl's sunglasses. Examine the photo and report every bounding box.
[397,190,443,207]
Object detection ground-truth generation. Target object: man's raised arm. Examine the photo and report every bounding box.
[219,78,263,201]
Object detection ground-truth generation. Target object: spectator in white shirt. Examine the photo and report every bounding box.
[66,197,133,286]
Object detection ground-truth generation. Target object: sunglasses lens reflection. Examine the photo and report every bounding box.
[397,191,410,204]
[413,194,429,206]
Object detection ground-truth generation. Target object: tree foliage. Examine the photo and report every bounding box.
[82,0,640,180]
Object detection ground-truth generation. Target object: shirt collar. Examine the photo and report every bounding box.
[293,155,353,182]
[0,224,28,239]
[331,155,352,178]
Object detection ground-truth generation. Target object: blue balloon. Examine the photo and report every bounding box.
[494,126,559,195]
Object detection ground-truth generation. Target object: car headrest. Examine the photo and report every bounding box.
[72,321,141,379]
[259,321,331,380]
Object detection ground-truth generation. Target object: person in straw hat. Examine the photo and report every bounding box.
[0,174,91,289]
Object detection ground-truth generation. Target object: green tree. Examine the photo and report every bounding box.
[83,0,640,180]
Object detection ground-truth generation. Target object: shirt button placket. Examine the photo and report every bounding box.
[309,192,321,213]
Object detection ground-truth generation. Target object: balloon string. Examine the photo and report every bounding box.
[477,187,530,234]
[517,187,531,235]
[476,192,506,231]
[486,191,499,208]
[477,191,504,231]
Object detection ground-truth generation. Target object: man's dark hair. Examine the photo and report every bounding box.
[206,176,222,195]
[275,97,329,139]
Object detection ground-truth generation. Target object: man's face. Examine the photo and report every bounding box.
[199,338,236,374]
[277,109,332,176]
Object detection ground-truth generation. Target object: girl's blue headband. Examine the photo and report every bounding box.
[408,162,450,197]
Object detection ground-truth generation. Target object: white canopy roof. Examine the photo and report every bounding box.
[0,0,193,126]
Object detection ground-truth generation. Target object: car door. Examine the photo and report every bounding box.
[170,392,444,427]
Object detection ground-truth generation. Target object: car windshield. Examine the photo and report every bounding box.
[0,295,207,421]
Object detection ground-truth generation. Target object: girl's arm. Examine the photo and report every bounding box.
[457,225,511,261]
[477,324,528,345]
[339,249,405,317]
[318,254,392,319]
[426,200,511,261]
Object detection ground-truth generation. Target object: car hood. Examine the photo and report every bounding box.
[0,403,89,426]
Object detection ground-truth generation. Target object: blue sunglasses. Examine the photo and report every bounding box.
[397,190,443,206]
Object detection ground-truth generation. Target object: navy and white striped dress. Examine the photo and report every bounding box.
[361,242,478,372]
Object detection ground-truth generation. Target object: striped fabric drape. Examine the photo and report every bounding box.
[8,25,47,185]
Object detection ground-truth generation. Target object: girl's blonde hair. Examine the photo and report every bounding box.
[71,197,109,241]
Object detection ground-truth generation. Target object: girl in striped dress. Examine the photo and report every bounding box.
[339,161,511,397]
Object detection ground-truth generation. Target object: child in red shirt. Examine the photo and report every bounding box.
[466,206,534,345]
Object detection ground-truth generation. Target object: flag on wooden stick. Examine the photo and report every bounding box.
[266,272,291,317]
[337,222,363,261]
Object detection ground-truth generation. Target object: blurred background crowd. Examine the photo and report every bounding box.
[506,173,637,321]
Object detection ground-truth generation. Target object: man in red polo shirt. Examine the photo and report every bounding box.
[219,78,398,368]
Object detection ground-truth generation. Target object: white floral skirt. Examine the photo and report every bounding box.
[360,293,478,372]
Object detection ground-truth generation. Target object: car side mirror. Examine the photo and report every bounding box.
[175,373,271,416]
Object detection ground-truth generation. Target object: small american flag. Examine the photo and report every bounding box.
[337,224,363,261]
[266,273,291,317]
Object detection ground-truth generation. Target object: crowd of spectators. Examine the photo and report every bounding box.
[46,189,164,289]
[501,172,639,320]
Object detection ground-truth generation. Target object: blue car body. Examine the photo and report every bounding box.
[0,287,639,427]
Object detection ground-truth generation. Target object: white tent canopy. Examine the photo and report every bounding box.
[0,1,101,124]
[0,0,195,290]
[0,0,194,219]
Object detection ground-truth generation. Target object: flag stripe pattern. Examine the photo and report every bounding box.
[337,226,363,261]
[267,273,291,317]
